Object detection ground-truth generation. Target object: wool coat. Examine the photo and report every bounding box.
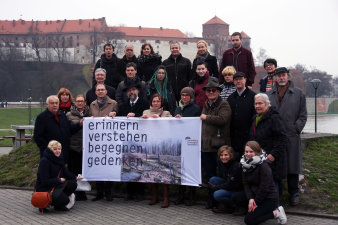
[34,109,78,162]
[267,81,307,174]
[89,96,118,117]
[201,96,232,152]
[162,54,192,100]
[249,107,288,181]
[227,88,256,154]
[117,98,149,117]
[66,105,90,153]
[174,102,201,117]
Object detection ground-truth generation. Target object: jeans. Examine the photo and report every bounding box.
[209,176,234,205]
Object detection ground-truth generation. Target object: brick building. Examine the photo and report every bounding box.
[0,16,251,65]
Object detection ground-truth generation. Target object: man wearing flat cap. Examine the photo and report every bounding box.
[200,77,232,208]
[227,72,256,158]
[267,67,307,206]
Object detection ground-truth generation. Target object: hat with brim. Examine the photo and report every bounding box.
[123,80,141,91]
[202,77,222,91]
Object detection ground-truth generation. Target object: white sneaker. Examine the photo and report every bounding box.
[66,193,75,209]
[276,206,287,224]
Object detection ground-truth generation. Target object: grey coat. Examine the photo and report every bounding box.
[267,81,307,174]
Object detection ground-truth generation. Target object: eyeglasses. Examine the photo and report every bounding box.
[96,89,106,92]
[206,88,218,93]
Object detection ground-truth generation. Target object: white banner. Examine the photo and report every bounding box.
[82,117,202,186]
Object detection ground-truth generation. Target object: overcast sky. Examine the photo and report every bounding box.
[1,0,338,77]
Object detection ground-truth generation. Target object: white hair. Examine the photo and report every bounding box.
[255,93,270,106]
[46,95,59,104]
[94,68,106,77]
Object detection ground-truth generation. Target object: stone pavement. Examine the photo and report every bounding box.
[0,189,337,225]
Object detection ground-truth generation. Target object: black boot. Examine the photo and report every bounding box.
[185,187,196,206]
[174,186,186,205]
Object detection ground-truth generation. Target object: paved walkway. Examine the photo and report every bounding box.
[0,189,337,225]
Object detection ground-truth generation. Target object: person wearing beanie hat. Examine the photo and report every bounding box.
[259,58,278,92]
[173,87,201,206]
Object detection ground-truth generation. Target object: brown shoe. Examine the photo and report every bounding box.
[161,198,169,208]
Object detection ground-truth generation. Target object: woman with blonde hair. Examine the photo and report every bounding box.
[192,40,218,78]
[57,88,74,114]
[219,66,237,100]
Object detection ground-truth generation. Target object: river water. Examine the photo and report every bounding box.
[303,114,338,134]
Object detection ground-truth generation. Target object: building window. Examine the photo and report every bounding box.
[141,39,146,43]
[77,50,79,53]
[77,42,79,47]
[155,40,160,44]
[183,41,188,45]
[77,35,79,39]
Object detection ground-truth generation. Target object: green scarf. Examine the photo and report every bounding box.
[255,107,270,126]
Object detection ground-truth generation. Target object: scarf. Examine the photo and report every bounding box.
[59,101,71,112]
[178,100,192,111]
[148,69,169,102]
[196,52,209,61]
[148,106,164,117]
[138,53,160,64]
[196,71,209,84]
[240,150,267,172]
[97,96,107,109]
[255,107,270,126]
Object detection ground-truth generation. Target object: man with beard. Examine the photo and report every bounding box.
[92,43,120,89]
[267,67,307,206]
[260,58,277,92]
[116,62,147,105]
[117,45,138,79]
[219,32,256,88]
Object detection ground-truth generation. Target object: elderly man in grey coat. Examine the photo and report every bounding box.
[267,67,307,206]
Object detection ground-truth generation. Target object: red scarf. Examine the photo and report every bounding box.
[59,101,71,112]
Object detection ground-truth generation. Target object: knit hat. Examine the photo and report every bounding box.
[181,87,195,99]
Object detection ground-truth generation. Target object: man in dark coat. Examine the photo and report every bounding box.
[116,45,138,79]
[219,32,256,88]
[227,72,256,158]
[259,58,277,92]
[92,43,120,89]
[34,95,78,163]
[249,93,288,206]
[267,67,307,206]
[86,68,116,105]
[162,42,192,102]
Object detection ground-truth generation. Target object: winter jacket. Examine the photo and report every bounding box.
[92,53,120,89]
[35,147,76,192]
[116,55,138,79]
[142,107,171,118]
[137,53,162,82]
[66,105,90,153]
[201,96,232,152]
[174,102,201,117]
[267,81,307,174]
[86,84,116,106]
[249,107,288,181]
[227,88,256,154]
[162,54,192,100]
[216,159,243,191]
[219,47,256,86]
[242,161,277,203]
[89,96,118,117]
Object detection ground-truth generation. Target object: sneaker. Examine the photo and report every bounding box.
[276,206,287,224]
[66,193,75,209]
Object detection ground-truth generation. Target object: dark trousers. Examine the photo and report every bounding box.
[201,152,217,183]
[287,174,299,195]
[232,191,248,208]
[244,198,276,225]
[68,151,82,175]
[96,181,113,197]
[126,182,145,196]
[52,180,77,208]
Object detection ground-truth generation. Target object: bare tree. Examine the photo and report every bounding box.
[255,48,269,66]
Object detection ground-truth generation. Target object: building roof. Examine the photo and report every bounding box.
[0,18,106,34]
[241,31,250,38]
[203,16,228,25]
[111,26,188,38]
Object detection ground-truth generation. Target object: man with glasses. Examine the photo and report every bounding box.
[86,68,116,105]
[227,72,256,158]
[260,58,277,92]
[117,45,138,79]
[200,77,232,208]
[89,83,118,202]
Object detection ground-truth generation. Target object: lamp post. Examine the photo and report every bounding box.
[310,79,321,133]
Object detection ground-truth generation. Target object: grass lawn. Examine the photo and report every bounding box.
[0,108,42,146]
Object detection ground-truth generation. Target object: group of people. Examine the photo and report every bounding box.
[33,32,307,225]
